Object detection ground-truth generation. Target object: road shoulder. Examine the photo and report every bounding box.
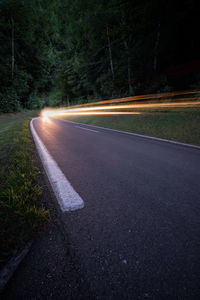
[1,140,94,300]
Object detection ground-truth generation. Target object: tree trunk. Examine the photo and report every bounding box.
[153,23,160,71]
[11,17,14,79]
[106,25,114,80]
[124,40,134,95]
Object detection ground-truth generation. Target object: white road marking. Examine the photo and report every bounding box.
[75,126,99,133]
[30,118,84,212]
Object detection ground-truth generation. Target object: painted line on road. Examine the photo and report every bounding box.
[62,119,200,150]
[75,125,99,133]
[30,118,84,212]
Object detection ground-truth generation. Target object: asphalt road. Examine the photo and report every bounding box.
[32,117,200,299]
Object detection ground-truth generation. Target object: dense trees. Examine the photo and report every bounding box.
[0,0,199,112]
[0,0,59,111]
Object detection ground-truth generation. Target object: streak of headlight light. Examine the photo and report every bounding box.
[43,91,199,115]
[42,100,200,118]
[59,100,200,113]
[74,90,200,107]
[51,112,142,116]
[69,96,200,112]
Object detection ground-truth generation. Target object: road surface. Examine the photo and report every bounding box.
[32,117,200,299]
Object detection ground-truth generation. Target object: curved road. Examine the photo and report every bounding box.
[33,117,200,299]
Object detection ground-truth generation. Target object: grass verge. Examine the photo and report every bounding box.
[0,111,48,269]
[57,107,200,146]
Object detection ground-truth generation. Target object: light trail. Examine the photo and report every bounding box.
[41,100,200,119]
[72,90,200,107]
[61,99,200,112]
[43,111,142,117]
[41,90,200,119]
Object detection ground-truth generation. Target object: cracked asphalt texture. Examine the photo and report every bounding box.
[2,118,200,299]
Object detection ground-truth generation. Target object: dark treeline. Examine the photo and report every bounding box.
[0,0,199,112]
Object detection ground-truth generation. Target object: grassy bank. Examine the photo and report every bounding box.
[58,107,200,146]
[0,111,48,269]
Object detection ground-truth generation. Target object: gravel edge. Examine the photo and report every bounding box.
[0,242,32,292]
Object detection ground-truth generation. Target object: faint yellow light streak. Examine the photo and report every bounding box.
[60,100,200,112]
[41,90,200,119]
[78,90,200,106]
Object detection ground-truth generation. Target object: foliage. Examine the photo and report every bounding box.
[52,0,199,105]
[0,0,199,111]
[0,0,59,112]
[0,89,21,112]
[0,114,49,268]
[26,93,43,110]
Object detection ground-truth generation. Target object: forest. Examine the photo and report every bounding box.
[0,0,199,113]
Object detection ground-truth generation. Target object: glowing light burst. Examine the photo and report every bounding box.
[42,115,49,122]
[41,90,200,119]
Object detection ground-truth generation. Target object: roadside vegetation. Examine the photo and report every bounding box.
[0,0,199,113]
[58,107,200,146]
[0,111,48,269]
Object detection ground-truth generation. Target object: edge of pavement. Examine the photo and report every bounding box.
[0,243,32,292]
[59,119,200,150]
